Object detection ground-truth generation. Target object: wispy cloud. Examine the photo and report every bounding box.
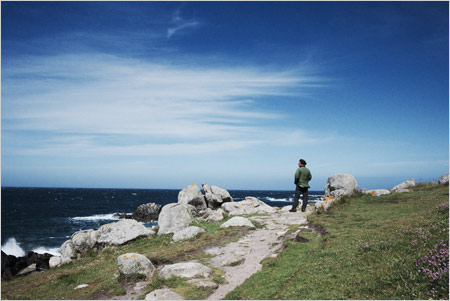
[167,7,200,39]
[2,53,324,158]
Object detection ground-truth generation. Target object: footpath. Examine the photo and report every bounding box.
[205,207,312,300]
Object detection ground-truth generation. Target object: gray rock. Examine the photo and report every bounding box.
[17,263,37,276]
[395,188,410,193]
[173,226,205,242]
[117,253,155,278]
[158,203,196,235]
[60,240,77,264]
[49,256,62,268]
[363,189,391,196]
[324,174,358,198]
[178,184,207,211]
[145,288,184,300]
[220,216,255,229]
[74,284,89,290]
[202,183,233,209]
[315,196,338,211]
[96,219,154,246]
[392,179,416,191]
[71,229,98,252]
[222,197,276,216]
[206,208,225,222]
[132,203,162,222]
[438,173,449,185]
[159,261,212,279]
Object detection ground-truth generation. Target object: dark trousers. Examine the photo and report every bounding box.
[292,186,308,211]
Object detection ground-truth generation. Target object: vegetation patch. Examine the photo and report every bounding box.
[226,183,449,300]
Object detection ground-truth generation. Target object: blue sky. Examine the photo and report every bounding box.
[1,1,448,190]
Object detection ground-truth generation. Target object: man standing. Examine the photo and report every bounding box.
[290,159,312,212]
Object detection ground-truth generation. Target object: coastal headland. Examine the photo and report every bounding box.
[1,173,449,300]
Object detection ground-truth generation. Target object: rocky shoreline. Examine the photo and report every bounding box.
[2,174,448,288]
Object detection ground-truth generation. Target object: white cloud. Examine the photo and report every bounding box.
[3,53,324,158]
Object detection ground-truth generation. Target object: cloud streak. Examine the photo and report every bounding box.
[3,53,325,158]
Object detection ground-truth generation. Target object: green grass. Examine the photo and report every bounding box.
[1,216,248,300]
[226,183,449,300]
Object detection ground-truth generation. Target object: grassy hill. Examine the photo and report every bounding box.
[226,183,449,300]
[1,182,448,300]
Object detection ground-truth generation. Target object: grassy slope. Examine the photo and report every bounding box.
[1,217,246,300]
[226,183,449,300]
[2,183,448,300]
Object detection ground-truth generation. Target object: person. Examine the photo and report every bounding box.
[290,159,312,212]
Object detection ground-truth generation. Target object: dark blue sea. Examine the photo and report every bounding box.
[1,187,323,257]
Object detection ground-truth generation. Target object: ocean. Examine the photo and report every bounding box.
[1,187,323,257]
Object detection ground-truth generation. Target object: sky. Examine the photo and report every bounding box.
[1,1,449,191]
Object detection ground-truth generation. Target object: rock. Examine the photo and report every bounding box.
[71,229,98,252]
[220,216,255,229]
[75,284,89,290]
[145,288,184,300]
[158,203,196,235]
[117,253,155,278]
[222,197,276,216]
[49,256,62,268]
[16,263,37,276]
[132,203,162,222]
[172,226,205,242]
[159,261,212,279]
[178,184,207,211]
[395,188,410,193]
[315,196,337,211]
[188,279,219,289]
[363,189,391,197]
[206,208,225,222]
[202,183,233,209]
[392,179,416,191]
[61,240,77,264]
[438,173,449,185]
[96,219,154,246]
[324,174,358,198]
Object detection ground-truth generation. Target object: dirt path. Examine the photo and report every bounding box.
[205,207,313,300]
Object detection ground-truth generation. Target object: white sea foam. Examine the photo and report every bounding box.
[1,238,25,257]
[32,246,61,257]
[71,213,121,221]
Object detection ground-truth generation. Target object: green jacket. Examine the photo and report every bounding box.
[294,166,312,188]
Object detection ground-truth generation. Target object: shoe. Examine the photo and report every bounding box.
[289,208,297,212]
[301,209,306,212]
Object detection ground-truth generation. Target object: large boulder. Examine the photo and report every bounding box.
[324,174,358,198]
[158,203,196,235]
[178,184,207,211]
[132,203,162,222]
[392,179,415,191]
[71,229,98,252]
[172,226,205,242]
[222,197,276,216]
[96,219,154,246]
[438,174,449,185]
[117,253,155,278]
[206,208,225,222]
[159,261,212,279]
[61,240,77,264]
[202,183,233,209]
[220,216,255,229]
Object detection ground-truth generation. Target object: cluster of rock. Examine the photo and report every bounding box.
[57,219,154,267]
[1,251,53,281]
[315,173,450,212]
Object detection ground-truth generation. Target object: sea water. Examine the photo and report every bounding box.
[1,187,323,257]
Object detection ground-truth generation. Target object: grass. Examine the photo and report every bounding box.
[225,183,449,300]
[3,183,448,300]
[1,216,248,300]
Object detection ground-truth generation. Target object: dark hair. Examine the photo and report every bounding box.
[299,159,307,165]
